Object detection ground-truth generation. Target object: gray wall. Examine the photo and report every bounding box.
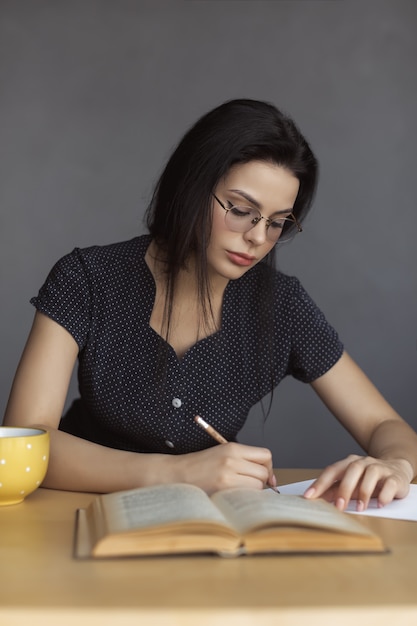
[1,0,416,468]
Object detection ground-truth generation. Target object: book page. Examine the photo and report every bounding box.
[99,483,230,534]
[212,488,374,536]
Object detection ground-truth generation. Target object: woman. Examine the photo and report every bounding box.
[4,99,417,511]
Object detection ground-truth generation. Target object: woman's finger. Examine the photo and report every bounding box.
[304,454,413,510]
[303,454,361,500]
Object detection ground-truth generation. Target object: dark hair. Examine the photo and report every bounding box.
[145,99,318,410]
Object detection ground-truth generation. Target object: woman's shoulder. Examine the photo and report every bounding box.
[48,235,150,278]
[71,235,150,265]
[39,235,151,291]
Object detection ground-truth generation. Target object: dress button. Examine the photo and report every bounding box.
[165,440,175,449]
[172,398,182,408]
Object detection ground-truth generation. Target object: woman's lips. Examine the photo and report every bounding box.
[226,251,256,267]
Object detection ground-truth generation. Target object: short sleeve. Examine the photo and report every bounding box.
[30,249,92,349]
[286,278,344,383]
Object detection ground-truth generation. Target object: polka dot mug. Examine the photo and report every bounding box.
[0,427,50,506]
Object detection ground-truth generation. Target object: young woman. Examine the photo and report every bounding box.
[4,99,417,511]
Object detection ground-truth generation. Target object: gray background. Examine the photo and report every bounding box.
[1,0,416,468]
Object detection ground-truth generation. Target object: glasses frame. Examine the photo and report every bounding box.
[212,194,302,243]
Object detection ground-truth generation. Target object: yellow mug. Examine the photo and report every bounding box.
[0,427,50,506]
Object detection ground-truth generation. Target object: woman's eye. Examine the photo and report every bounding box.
[230,206,252,218]
[269,219,285,230]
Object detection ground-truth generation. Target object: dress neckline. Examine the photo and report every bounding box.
[141,239,232,362]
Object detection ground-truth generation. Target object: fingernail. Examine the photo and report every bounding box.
[336,497,345,510]
[304,487,315,498]
[356,500,364,512]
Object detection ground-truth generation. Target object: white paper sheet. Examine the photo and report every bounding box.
[277,479,417,522]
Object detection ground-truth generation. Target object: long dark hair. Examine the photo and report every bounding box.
[145,99,318,409]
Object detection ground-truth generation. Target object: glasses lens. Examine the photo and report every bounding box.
[225,206,262,232]
[268,217,298,243]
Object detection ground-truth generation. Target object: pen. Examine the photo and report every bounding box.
[194,415,228,444]
[193,415,279,493]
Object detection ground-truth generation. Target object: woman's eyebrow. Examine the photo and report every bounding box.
[228,188,293,216]
[228,188,260,208]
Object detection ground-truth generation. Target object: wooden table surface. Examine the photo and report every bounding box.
[1,469,417,626]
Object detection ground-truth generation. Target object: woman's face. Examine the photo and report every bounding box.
[207,160,300,285]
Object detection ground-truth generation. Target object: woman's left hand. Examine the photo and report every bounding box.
[303,454,413,511]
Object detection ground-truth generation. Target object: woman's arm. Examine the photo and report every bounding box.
[3,311,146,492]
[3,312,275,494]
[305,351,417,510]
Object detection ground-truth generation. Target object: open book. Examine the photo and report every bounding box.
[74,483,386,558]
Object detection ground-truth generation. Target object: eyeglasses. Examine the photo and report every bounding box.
[212,194,302,244]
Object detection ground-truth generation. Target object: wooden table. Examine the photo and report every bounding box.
[1,469,417,626]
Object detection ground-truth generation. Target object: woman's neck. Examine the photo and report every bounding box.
[144,240,228,358]
[145,240,229,299]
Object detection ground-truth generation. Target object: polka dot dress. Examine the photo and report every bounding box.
[31,236,343,454]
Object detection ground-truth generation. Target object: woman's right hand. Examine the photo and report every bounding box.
[166,442,275,494]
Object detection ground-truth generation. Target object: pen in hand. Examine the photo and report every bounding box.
[194,415,228,444]
[193,415,279,492]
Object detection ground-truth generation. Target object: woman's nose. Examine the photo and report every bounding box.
[243,219,268,245]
